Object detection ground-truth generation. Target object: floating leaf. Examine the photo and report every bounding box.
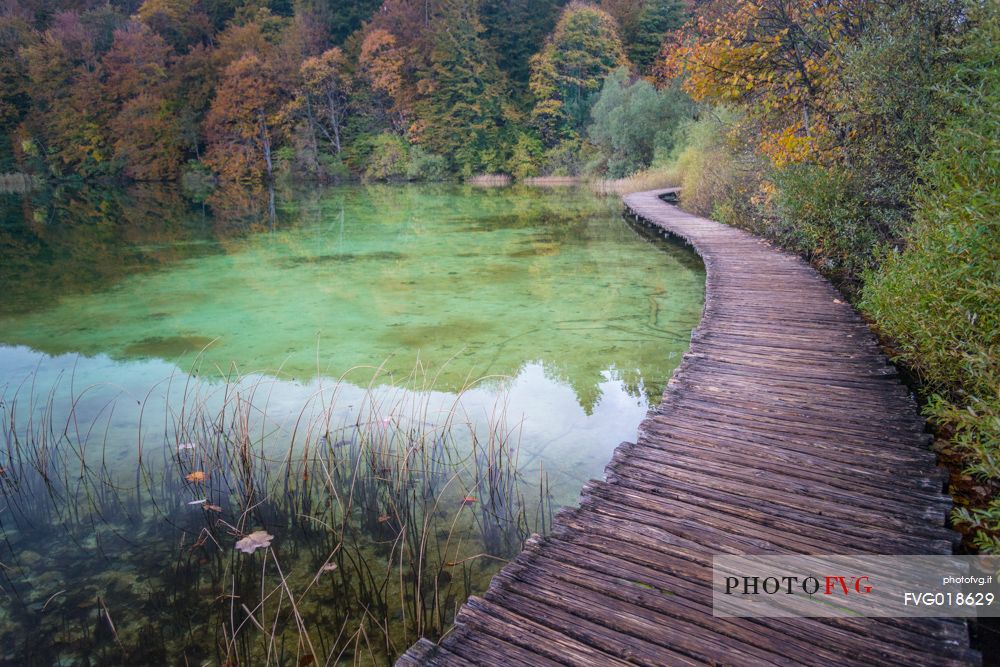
[235,530,273,554]
[377,514,391,523]
[203,504,223,512]
[185,471,207,483]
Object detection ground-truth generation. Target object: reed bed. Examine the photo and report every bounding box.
[589,167,680,196]
[520,176,582,187]
[0,360,550,666]
[465,174,512,187]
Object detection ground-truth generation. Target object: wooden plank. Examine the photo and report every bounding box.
[395,189,977,667]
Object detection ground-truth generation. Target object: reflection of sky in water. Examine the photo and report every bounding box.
[0,346,647,504]
[0,185,703,663]
[0,184,703,502]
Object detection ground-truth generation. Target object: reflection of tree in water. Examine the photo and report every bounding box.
[0,183,704,411]
[0,182,293,315]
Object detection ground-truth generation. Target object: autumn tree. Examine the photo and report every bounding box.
[136,0,213,51]
[663,0,872,165]
[358,28,409,132]
[664,0,959,217]
[204,52,285,181]
[21,12,113,176]
[296,47,350,155]
[169,43,218,159]
[0,10,35,169]
[529,2,629,145]
[103,23,183,180]
[599,0,644,37]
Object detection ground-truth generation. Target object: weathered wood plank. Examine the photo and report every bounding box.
[396,189,976,666]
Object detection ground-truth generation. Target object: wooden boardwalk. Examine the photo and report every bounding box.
[397,189,978,666]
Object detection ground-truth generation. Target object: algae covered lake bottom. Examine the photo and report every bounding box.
[0,183,704,665]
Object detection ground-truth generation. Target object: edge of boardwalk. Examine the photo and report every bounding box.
[397,189,979,667]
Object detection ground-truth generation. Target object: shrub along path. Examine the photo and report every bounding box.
[396,189,978,666]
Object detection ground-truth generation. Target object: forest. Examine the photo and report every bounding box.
[0,0,689,183]
[0,0,997,553]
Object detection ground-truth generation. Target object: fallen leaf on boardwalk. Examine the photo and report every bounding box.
[235,531,273,554]
[833,299,843,304]
[185,471,207,483]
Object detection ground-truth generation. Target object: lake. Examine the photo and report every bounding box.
[0,183,703,665]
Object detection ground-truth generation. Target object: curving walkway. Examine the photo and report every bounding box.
[397,189,978,666]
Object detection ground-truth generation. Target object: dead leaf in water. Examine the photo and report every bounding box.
[377,514,391,523]
[235,530,273,554]
[185,471,207,483]
[203,504,223,512]
[320,563,337,573]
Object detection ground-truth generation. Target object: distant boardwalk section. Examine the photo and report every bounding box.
[397,189,979,666]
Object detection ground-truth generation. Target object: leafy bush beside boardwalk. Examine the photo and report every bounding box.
[861,8,1000,552]
[664,1,999,552]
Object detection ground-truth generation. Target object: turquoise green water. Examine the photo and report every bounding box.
[0,183,704,665]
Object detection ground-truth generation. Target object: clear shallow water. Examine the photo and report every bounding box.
[0,183,703,665]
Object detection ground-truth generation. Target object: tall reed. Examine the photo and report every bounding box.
[0,359,550,665]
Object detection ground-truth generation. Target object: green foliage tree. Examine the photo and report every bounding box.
[480,0,565,86]
[363,131,408,180]
[295,0,381,45]
[625,0,683,73]
[529,2,629,146]
[414,0,511,174]
[588,67,687,177]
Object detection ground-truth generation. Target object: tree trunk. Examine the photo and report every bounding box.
[326,90,342,154]
[259,112,273,181]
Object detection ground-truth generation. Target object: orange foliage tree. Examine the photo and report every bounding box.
[103,23,184,180]
[204,53,285,181]
[358,29,410,133]
[662,0,874,166]
[297,47,351,154]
